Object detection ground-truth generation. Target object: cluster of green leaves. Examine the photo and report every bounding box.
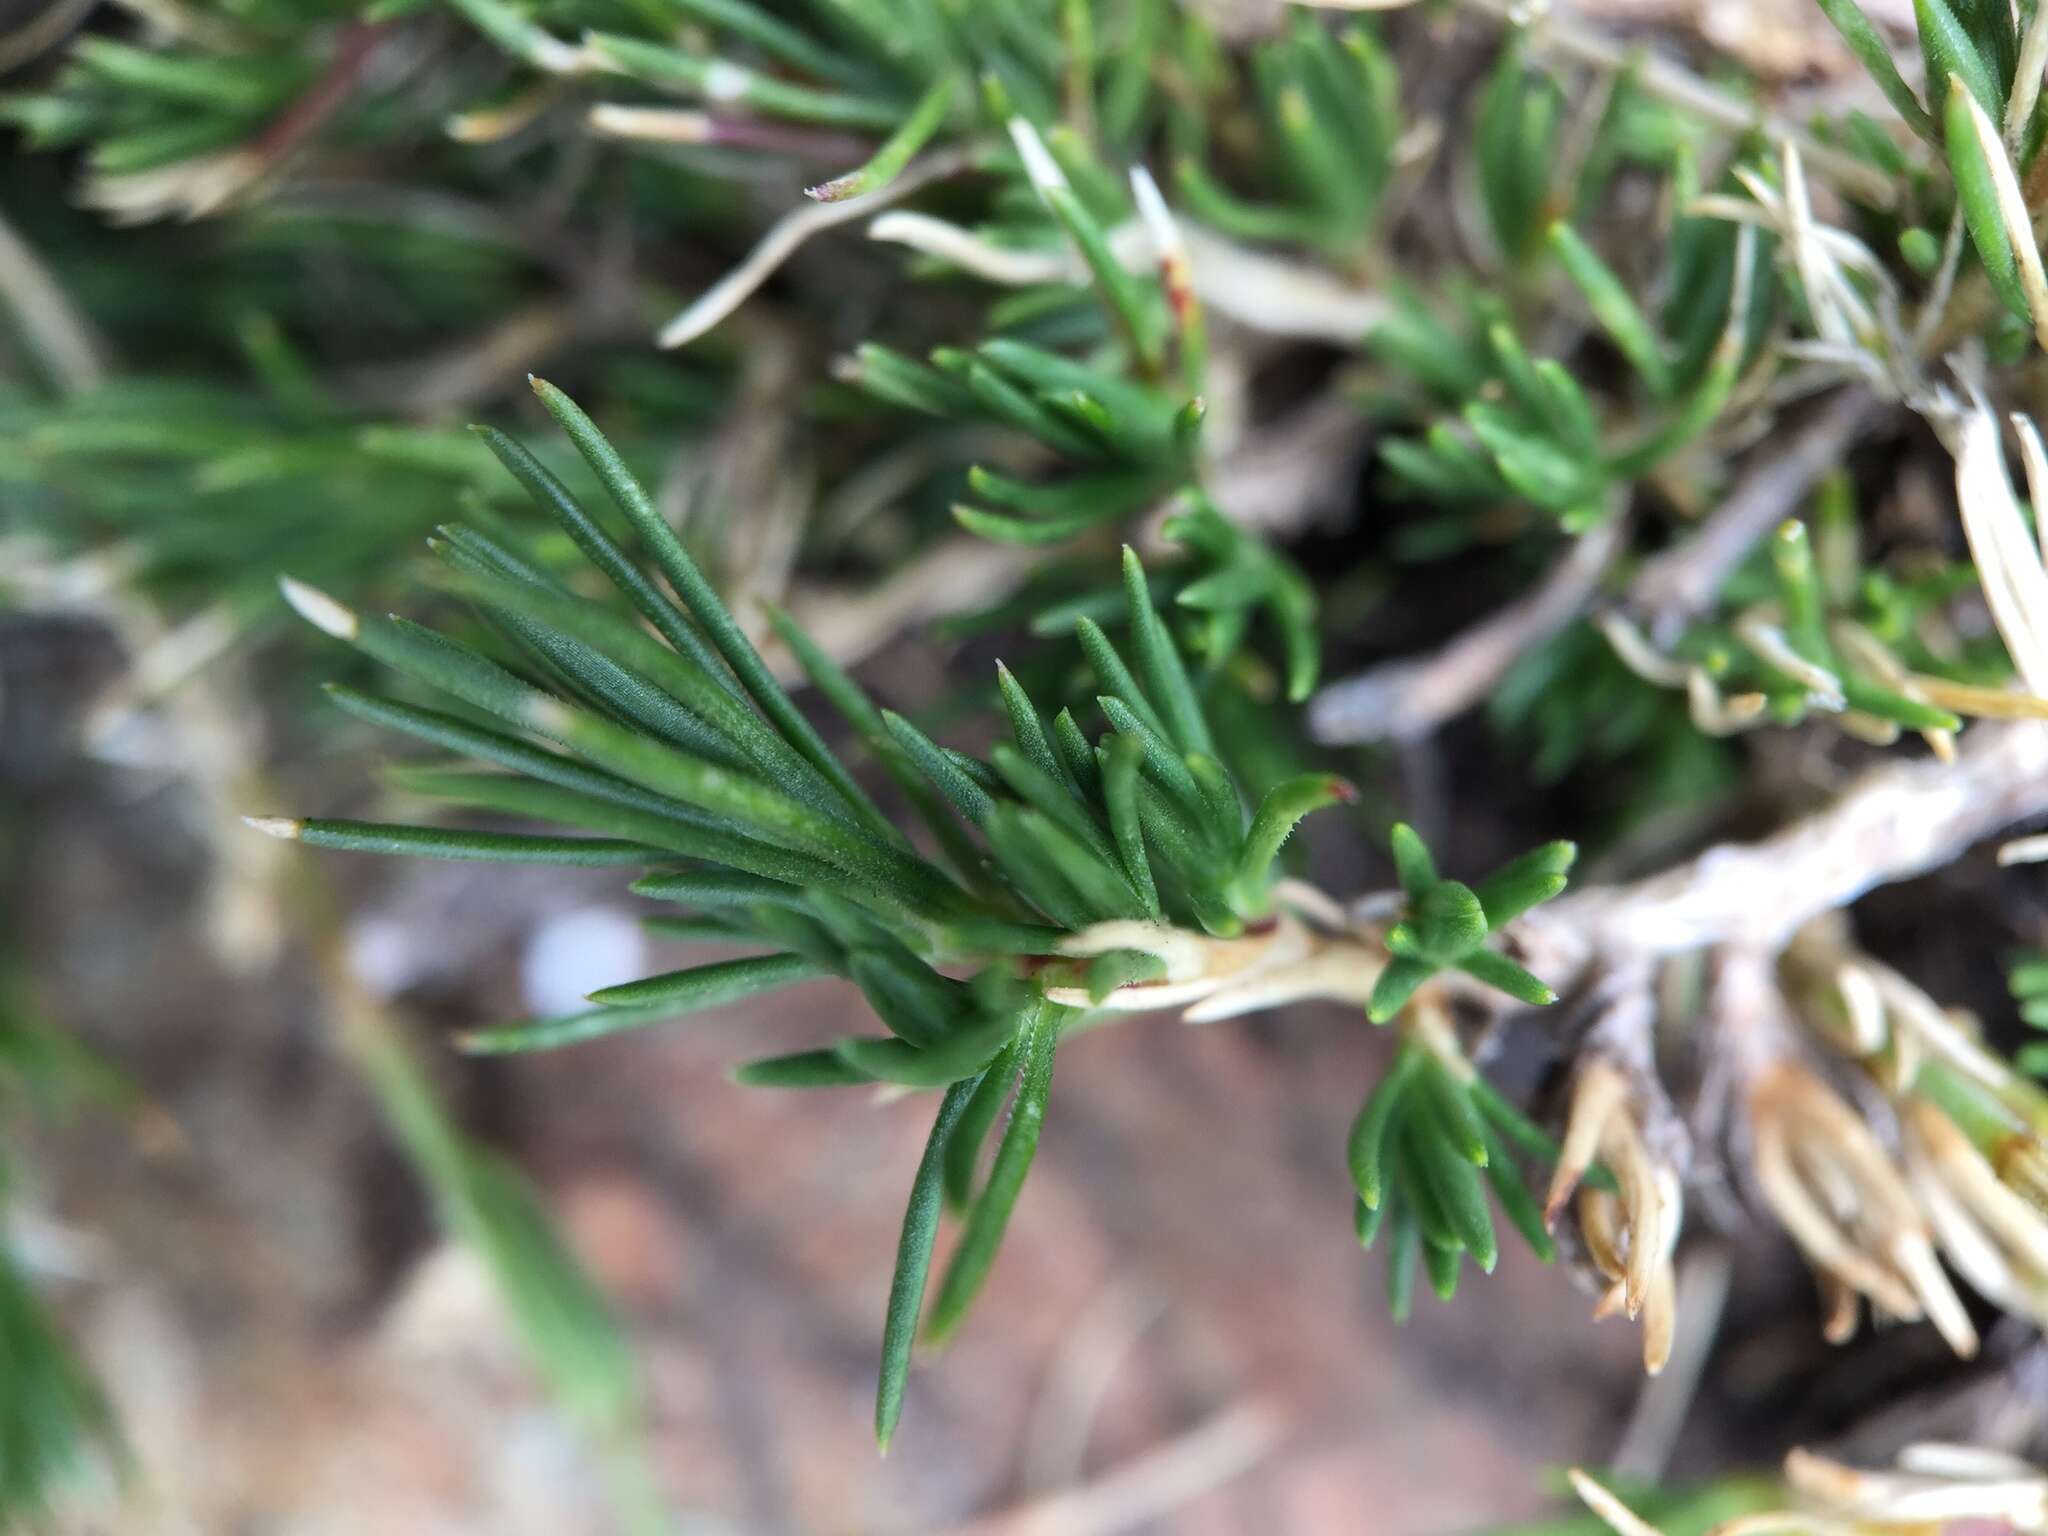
[842,107,1322,696]
[1493,471,2012,836]
[1370,181,1771,543]
[1820,0,2048,332]
[850,335,1201,542]
[1337,826,1578,1312]
[0,149,736,649]
[0,3,357,192]
[1369,824,1572,1023]
[274,385,1590,1441]
[442,0,1183,183]
[1347,1037,1576,1316]
[1173,11,1401,264]
[1471,36,1699,267]
[280,380,1364,1443]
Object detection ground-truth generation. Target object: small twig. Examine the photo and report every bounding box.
[0,207,107,395]
[1309,507,1629,744]
[868,213,1389,342]
[1627,387,1881,646]
[249,19,388,168]
[932,1399,1285,1536]
[656,144,986,350]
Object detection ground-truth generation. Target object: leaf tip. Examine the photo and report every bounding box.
[241,815,302,840]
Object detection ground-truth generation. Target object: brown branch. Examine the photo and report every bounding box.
[249,19,389,169]
[1308,509,1629,744]
[1521,722,2048,983]
[1628,387,1882,646]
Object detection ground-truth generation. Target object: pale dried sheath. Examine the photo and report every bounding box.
[1832,964,1890,1057]
[2014,0,2048,155]
[1597,610,1691,688]
[1749,1068,1925,1322]
[1908,1097,2048,1272]
[870,211,1082,286]
[2016,413,2048,570]
[1733,613,1845,708]
[1547,1062,1627,1223]
[1953,403,2048,694]
[655,147,977,349]
[448,83,555,142]
[1685,671,1769,736]
[586,104,715,144]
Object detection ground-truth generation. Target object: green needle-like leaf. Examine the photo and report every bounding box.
[1237,774,1354,893]
[1348,1047,1422,1207]
[1075,616,1171,742]
[734,1049,874,1088]
[995,663,1070,790]
[1412,1125,1498,1271]
[571,952,827,1013]
[1412,881,1488,961]
[1944,76,2030,318]
[1366,956,1435,1025]
[943,1045,1022,1212]
[1918,0,2004,118]
[1099,734,1162,917]
[1456,947,1556,1007]
[1385,1197,1421,1323]
[876,1073,986,1454]
[1388,822,1437,898]
[925,1004,1062,1344]
[1472,841,1576,928]
[1479,1122,1556,1262]
[472,426,733,687]
[1418,1062,1490,1167]
[883,711,997,825]
[531,379,896,841]
[1121,546,1216,758]
[1422,1239,1463,1300]
[254,817,665,867]
[1818,0,1937,139]
[1549,222,1673,399]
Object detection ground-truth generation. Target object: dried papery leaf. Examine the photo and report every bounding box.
[1547,1063,1626,1224]
[1953,402,2048,694]
[1907,1098,2048,1272]
[1748,1061,1979,1352]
